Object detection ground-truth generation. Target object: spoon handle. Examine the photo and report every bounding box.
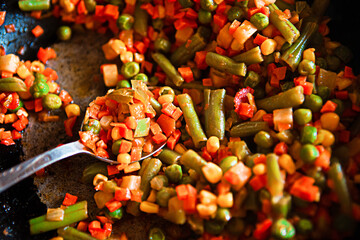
[0,141,85,193]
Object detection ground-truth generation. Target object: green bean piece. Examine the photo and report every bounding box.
[254,131,274,148]
[268,3,299,44]
[293,108,312,125]
[170,26,211,67]
[150,175,169,191]
[152,53,184,87]
[165,164,183,183]
[117,14,134,30]
[154,38,171,53]
[164,79,216,90]
[121,62,140,79]
[219,156,238,173]
[84,0,96,13]
[266,154,283,197]
[232,46,264,65]
[139,157,152,176]
[271,193,291,218]
[302,94,323,112]
[250,13,269,30]
[140,158,162,200]
[230,121,269,138]
[226,217,245,236]
[0,77,27,92]
[180,150,207,176]
[198,9,212,24]
[276,0,295,11]
[234,0,248,7]
[228,141,251,161]
[30,201,88,235]
[133,4,148,37]
[204,220,225,235]
[300,126,317,144]
[162,209,186,225]
[206,52,247,77]
[177,94,208,148]
[82,119,101,135]
[18,0,50,11]
[300,144,319,163]
[256,86,304,112]
[57,226,97,240]
[105,207,123,220]
[149,97,162,116]
[271,218,295,239]
[81,162,108,184]
[298,59,316,75]
[156,187,177,207]
[204,89,226,140]
[280,81,295,92]
[157,148,181,165]
[244,71,261,89]
[227,6,244,22]
[57,26,72,41]
[200,0,217,12]
[296,218,313,235]
[328,162,352,215]
[215,208,231,222]
[148,227,166,240]
[42,94,62,110]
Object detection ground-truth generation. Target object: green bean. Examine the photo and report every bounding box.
[133,4,148,37]
[170,26,211,67]
[30,201,88,235]
[271,193,291,218]
[156,187,177,207]
[268,3,299,44]
[42,93,62,110]
[152,53,184,87]
[244,71,261,89]
[328,162,352,215]
[154,38,171,53]
[150,175,169,191]
[140,158,162,200]
[57,226,97,240]
[148,227,166,240]
[276,0,295,11]
[18,0,50,11]
[164,79,216,90]
[177,94,208,148]
[205,52,247,77]
[139,157,152,176]
[0,77,27,92]
[204,89,226,140]
[157,148,181,165]
[228,141,251,161]
[219,156,238,173]
[230,121,269,138]
[180,150,207,176]
[271,218,295,239]
[165,164,183,183]
[266,154,283,197]
[256,86,305,112]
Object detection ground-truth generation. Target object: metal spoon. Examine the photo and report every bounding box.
[0,116,166,193]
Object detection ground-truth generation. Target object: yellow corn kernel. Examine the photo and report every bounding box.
[199,190,217,205]
[196,203,217,218]
[140,201,160,214]
[158,94,174,105]
[134,53,144,63]
[31,60,45,73]
[117,153,131,164]
[124,162,141,174]
[206,136,220,153]
[46,208,65,222]
[50,237,64,240]
[120,51,133,63]
[314,129,335,147]
[93,173,108,186]
[253,163,266,175]
[303,48,316,62]
[251,110,266,122]
[16,63,31,79]
[174,143,187,154]
[60,0,75,13]
[65,104,80,118]
[48,81,59,93]
[147,189,157,203]
[217,192,233,208]
[274,36,286,51]
[261,39,277,55]
[320,112,340,132]
[202,162,223,184]
[278,154,296,174]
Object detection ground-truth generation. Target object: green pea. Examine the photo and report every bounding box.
[106,207,123,220]
[121,62,140,79]
[298,59,316,75]
[111,139,122,155]
[84,0,96,13]
[244,71,261,89]
[296,219,313,235]
[227,6,244,22]
[219,156,238,173]
[200,0,217,12]
[148,227,165,240]
[302,94,323,112]
[300,126,317,144]
[42,93,62,110]
[156,187,176,207]
[133,73,148,83]
[57,26,72,41]
[300,144,319,163]
[117,14,134,30]
[225,217,245,236]
[315,57,327,69]
[204,220,225,235]
[198,9,212,24]
[254,131,274,148]
[152,18,164,31]
[154,38,171,53]
[30,81,49,98]
[271,218,295,239]
[215,208,231,222]
[82,119,101,135]
[250,13,269,31]
[116,80,131,89]
[165,164,182,183]
[317,85,330,101]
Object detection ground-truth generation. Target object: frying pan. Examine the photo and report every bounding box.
[0,0,360,239]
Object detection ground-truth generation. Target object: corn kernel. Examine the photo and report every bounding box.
[217,192,233,208]
[199,190,217,205]
[320,112,340,132]
[303,48,316,62]
[31,60,45,73]
[196,203,217,218]
[253,163,266,175]
[65,104,80,118]
[16,63,31,79]
[202,162,223,184]
[278,154,296,174]
[147,189,157,203]
[50,237,64,240]
[48,81,59,93]
[206,136,220,153]
[158,94,174,105]
[93,173,108,186]
[140,201,160,214]
[117,153,131,164]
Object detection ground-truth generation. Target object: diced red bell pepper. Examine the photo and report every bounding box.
[62,193,78,206]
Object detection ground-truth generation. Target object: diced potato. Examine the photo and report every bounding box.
[0,54,20,73]
[65,104,80,118]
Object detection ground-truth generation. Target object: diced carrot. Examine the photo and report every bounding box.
[62,193,78,206]
[150,122,162,135]
[152,133,167,144]
[178,67,194,83]
[11,130,22,140]
[229,20,241,35]
[130,147,142,162]
[31,25,44,37]
[249,174,267,191]
[129,103,145,119]
[320,100,337,113]
[64,116,77,137]
[103,4,119,19]
[274,142,288,155]
[253,33,268,46]
[107,165,120,176]
[119,140,132,153]
[0,11,6,26]
[115,187,131,201]
[161,102,177,117]
[77,221,89,232]
[37,47,56,64]
[105,200,122,212]
[156,114,176,137]
[34,98,43,112]
[213,14,228,28]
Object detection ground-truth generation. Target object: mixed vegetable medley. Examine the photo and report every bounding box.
[1,0,360,239]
